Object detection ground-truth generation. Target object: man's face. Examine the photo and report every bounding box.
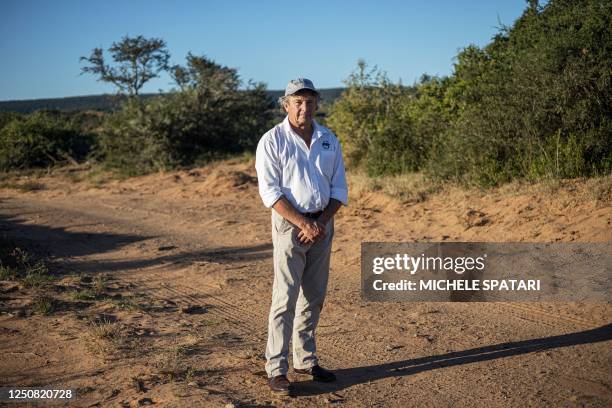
[284,91,318,128]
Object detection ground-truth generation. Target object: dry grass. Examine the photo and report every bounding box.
[89,317,124,340]
[0,181,46,192]
[154,335,201,380]
[0,241,53,287]
[0,263,14,280]
[501,174,612,207]
[70,288,96,301]
[107,296,141,310]
[92,275,108,295]
[155,352,191,380]
[0,167,47,190]
[83,315,129,357]
[22,261,53,288]
[31,295,57,315]
[106,292,150,311]
[584,175,612,204]
[347,170,443,203]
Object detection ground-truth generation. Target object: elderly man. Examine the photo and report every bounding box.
[255,78,348,394]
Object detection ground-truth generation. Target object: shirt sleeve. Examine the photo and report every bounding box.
[330,140,349,205]
[255,134,284,208]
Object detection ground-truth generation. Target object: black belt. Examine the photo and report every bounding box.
[303,211,323,218]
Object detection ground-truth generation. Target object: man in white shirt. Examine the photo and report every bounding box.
[255,78,348,395]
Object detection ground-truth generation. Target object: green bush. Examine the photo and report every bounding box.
[0,111,97,171]
[329,0,611,186]
[327,61,422,176]
[100,54,274,175]
[427,0,611,185]
[0,112,22,131]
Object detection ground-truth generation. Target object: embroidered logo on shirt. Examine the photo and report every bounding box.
[322,141,331,150]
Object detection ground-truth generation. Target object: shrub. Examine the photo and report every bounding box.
[0,237,52,286]
[0,110,97,171]
[100,54,274,175]
[327,61,421,176]
[0,112,22,131]
[427,0,611,185]
[329,0,611,186]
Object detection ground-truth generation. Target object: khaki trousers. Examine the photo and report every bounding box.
[265,210,334,378]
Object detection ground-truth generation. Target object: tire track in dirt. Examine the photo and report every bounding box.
[487,302,604,331]
[123,274,357,370]
[125,271,500,403]
[154,280,260,336]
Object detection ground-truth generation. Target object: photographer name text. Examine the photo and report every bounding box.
[372,279,540,291]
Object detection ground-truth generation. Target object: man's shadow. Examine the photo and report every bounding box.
[292,323,612,396]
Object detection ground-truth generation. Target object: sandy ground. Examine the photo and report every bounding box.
[0,159,610,407]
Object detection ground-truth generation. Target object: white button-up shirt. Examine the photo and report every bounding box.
[255,116,348,212]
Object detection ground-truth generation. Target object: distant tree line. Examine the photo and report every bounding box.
[0,94,157,114]
[328,0,611,186]
[0,89,345,114]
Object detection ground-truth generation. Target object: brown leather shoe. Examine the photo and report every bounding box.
[294,365,337,382]
[268,375,292,395]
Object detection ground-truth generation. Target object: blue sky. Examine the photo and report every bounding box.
[0,0,528,101]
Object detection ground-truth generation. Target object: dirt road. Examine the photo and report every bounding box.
[1,161,611,407]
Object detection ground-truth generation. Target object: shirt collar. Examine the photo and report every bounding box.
[282,116,326,144]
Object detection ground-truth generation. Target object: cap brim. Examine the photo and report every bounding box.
[285,87,319,96]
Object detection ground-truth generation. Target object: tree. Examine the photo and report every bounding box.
[327,61,418,175]
[170,52,240,94]
[99,53,274,175]
[80,35,170,97]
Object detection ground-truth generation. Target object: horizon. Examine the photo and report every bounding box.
[0,87,346,104]
[1,0,528,101]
